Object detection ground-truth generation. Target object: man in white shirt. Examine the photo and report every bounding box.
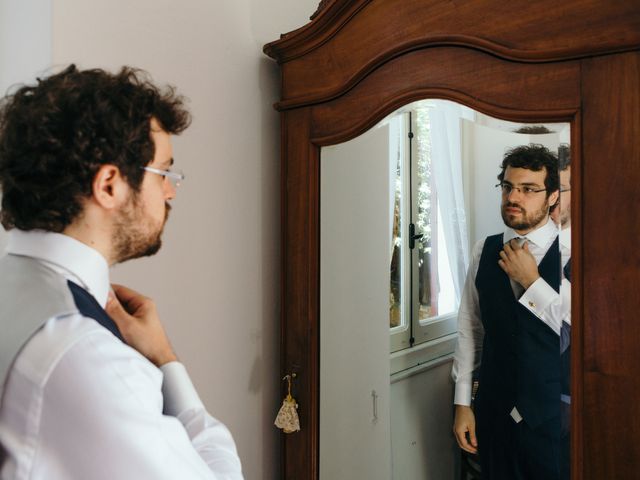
[452,144,568,480]
[552,143,572,480]
[0,65,243,479]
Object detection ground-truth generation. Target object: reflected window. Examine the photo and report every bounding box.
[390,101,471,352]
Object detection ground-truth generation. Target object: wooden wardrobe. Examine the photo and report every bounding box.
[264,1,640,478]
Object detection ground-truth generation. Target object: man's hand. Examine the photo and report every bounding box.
[106,284,178,367]
[453,405,478,454]
[498,239,540,289]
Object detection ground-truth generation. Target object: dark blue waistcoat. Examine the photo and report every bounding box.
[474,234,561,432]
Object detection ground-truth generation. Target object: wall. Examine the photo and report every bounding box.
[1,1,318,478]
[462,120,568,246]
[0,0,52,253]
[320,126,392,480]
[390,359,458,480]
[0,0,51,98]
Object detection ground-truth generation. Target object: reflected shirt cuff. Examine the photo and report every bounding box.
[519,278,561,334]
[454,382,472,406]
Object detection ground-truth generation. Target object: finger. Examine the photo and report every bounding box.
[510,238,522,250]
[502,245,516,260]
[456,431,477,454]
[468,424,478,448]
[499,250,511,263]
[111,283,141,302]
[111,283,148,311]
[463,443,478,454]
[453,423,477,453]
[106,290,122,310]
[498,259,507,272]
[105,292,132,324]
[453,427,470,450]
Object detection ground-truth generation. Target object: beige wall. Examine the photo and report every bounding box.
[0,0,51,98]
[2,1,318,478]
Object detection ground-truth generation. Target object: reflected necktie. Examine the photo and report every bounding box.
[509,237,527,297]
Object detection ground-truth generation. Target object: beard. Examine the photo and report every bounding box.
[112,193,170,264]
[501,199,549,232]
[560,207,570,228]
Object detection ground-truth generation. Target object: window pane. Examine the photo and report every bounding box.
[415,108,436,320]
[390,122,404,328]
[390,197,402,327]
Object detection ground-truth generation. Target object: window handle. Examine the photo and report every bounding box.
[409,223,423,249]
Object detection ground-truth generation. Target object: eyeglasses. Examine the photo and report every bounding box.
[141,166,185,188]
[496,183,547,196]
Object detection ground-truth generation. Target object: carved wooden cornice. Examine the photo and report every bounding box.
[264,0,640,110]
[310,0,333,20]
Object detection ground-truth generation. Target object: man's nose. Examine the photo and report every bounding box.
[165,180,176,200]
[506,187,523,201]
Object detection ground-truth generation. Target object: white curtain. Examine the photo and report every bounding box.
[429,100,473,304]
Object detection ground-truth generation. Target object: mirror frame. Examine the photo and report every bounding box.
[264,1,640,478]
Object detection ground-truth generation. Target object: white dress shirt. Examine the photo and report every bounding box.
[452,218,571,406]
[0,230,243,479]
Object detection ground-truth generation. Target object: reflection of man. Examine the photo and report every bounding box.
[551,144,571,231]
[0,66,243,478]
[452,144,569,479]
[552,143,572,480]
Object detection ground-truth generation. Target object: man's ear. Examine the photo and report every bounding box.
[92,165,128,209]
[548,189,560,211]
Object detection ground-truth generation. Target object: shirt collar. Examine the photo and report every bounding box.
[503,217,558,249]
[6,230,110,307]
[559,226,571,251]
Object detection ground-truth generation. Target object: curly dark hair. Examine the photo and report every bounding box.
[497,143,559,197]
[557,143,571,171]
[0,64,191,232]
[549,144,571,213]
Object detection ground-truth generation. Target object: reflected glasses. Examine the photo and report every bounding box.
[141,166,185,188]
[496,183,547,196]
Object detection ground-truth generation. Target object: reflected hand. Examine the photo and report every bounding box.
[106,283,178,367]
[453,405,478,454]
[498,239,540,289]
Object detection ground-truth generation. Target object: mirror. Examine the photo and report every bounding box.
[320,99,570,479]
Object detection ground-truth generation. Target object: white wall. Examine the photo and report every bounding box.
[461,121,567,246]
[0,0,52,253]
[0,1,317,478]
[390,359,458,480]
[0,0,51,96]
[320,126,392,480]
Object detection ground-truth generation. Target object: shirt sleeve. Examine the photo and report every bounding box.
[38,329,244,480]
[161,362,243,478]
[451,240,485,406]
[518,277,570,335]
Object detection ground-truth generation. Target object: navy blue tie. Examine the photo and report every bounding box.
[67,281,124,342]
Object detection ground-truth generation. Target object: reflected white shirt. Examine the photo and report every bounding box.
[452,219,570,406]
[0,230,243,479]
